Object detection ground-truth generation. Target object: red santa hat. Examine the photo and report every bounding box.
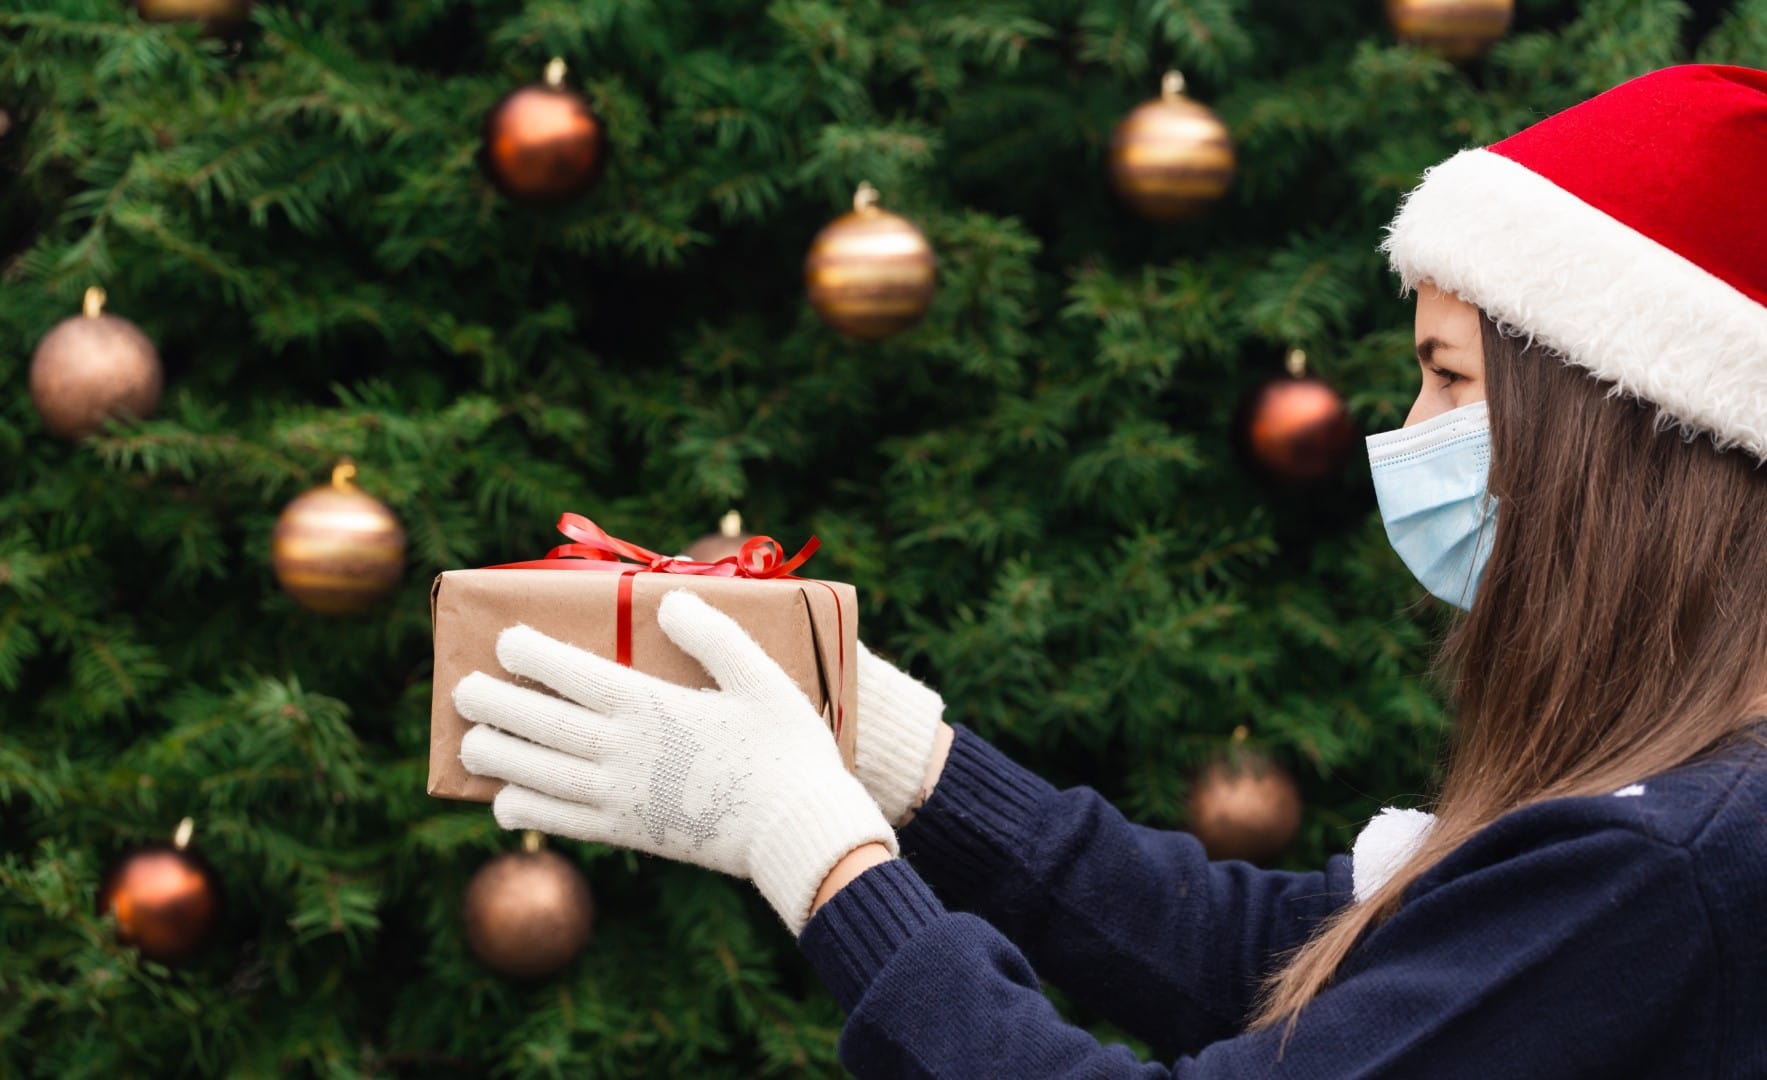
[1381,64,1767,460]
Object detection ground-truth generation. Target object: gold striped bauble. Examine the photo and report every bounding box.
[1386,0,1514,62]
[135,0,253,35]
[804,182,937,341]
[1108,72,1235,223]
[271,462,406,615]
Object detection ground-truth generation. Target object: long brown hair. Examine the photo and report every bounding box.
[1251,311,1767,1031]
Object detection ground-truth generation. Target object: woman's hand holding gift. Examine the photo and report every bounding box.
[454,589,896,934]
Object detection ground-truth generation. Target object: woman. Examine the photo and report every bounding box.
[452,64,1767,1076]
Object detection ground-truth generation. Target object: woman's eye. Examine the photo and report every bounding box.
[1428,366,1463,387]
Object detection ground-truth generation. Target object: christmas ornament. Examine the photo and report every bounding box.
[463,832,595,980]
[681,509,753,563]
[1235,350,1357,483]
[1386,0,1514,62]
[1108,71,1235,222]
[270,461,407,615]
[481,57,607,204]
[804,181,937,341]
[1186,728,1303,863]
[98,817,221,964]
[135,0,253,35]
[29,287,163,440]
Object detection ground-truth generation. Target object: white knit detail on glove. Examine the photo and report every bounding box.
[854,642,946,826]
[1350,807,1437,903]
[454,590,897,934]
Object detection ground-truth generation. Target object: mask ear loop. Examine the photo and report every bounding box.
[1457,454,1502,609]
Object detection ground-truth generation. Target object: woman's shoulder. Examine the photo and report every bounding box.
[1345,735,1763,1077]
[1573,729,1765,848]
[1426,730,1765,890]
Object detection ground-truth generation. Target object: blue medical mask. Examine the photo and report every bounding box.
[1366,401,1496,610]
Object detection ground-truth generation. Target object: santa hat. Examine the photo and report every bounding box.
[1381,65,1767,461]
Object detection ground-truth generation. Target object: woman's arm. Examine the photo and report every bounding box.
[890,726,1353,1057]
[801,820,1714,1078]
[855,649,1350,1053]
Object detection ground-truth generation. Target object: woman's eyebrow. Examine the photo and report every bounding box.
[1415,336,1446,365]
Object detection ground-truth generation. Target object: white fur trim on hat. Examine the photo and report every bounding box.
[1381,148,1767,462]
[1351,807,1437,903]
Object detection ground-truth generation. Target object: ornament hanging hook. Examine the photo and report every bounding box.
[173,817,195,851]
[1161,71,1187,101]
[1286,349,1308,378]
[854,181,880,214]
[82,286,107,319]
[331,460,358,489]
[521,830,544,854]
[718,509,743,538]
[544,57,567,88]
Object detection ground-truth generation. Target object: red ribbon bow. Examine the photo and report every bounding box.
[488,514,843,736]
[516,512,822,581]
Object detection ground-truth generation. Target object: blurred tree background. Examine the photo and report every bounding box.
[1,0,1760,1073]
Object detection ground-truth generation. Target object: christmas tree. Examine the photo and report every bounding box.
[2,0,1760,1073]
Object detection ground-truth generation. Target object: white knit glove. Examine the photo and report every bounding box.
[854,642,947,826]
[454,590,897,934]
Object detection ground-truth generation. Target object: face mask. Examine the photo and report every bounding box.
[1366,401,1496,610]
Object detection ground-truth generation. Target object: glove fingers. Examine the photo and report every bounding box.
[453,672,611,760]
[496,623,677,714]
[462,724,634,807]
[492,784,626,847]
[657,590,799,702]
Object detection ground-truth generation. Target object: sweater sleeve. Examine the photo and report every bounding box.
[800,820,1716,1079]
[896,726,1353,1054]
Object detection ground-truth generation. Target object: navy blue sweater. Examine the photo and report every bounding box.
[799,726,1767,1077]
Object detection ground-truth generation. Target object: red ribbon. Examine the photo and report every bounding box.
[488,514,845,737]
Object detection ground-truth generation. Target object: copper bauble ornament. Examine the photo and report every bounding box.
[98,818,221,964]
[1186,730,1304,863]
[804,182,937,341]
[481,58,607,204]
[682,509,753,563]
[29,287,163,440]
[463,833,595,980]
[135,0,252,35]
[1386,0,1514,61]
[1236,350,1357,483]
[270,461,407,615]
[1108,71,1235,222]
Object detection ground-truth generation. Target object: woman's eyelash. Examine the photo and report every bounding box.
[1428,366,1463,385]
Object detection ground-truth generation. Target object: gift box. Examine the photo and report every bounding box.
[428,515,858,803]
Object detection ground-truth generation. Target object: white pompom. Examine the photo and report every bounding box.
[1351,807,1437,903]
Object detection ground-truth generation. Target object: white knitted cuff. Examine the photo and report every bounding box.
[855,643,947,825]
[749,771,898,935]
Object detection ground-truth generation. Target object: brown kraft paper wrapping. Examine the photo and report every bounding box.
[429,568,859,803]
